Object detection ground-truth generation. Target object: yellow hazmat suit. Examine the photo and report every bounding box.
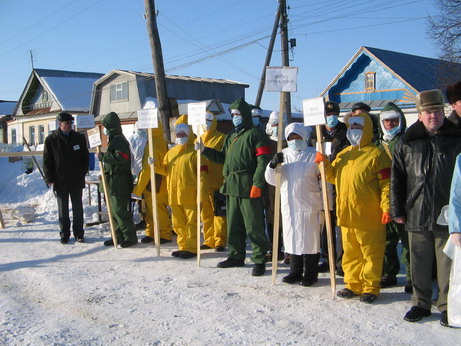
[132,127,172,242]
[158,116,208,254]
[324,113,391,296]
[200,113,227,249]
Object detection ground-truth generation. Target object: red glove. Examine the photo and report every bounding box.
[250,186,262,198]
[314,152,326,164]
[381,212,392,224]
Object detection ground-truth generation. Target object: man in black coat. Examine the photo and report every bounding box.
[446,80,461,127]
[309,101,349,275]
[43,112,89,244]
[391,89,461,327]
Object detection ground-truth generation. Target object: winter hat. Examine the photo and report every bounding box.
[379,102,402,121]
[251,106,263,117]
[446,81,461,105]
[57,112,74,122]
[325,101,340,115]
[351,102,371,113]
[415,89,444,112]
[284,122,310,140]
[268,110,287,126]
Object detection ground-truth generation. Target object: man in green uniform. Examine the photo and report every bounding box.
[196,98,271,276]
[99,112,138,248]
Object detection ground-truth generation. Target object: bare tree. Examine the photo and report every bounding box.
[430,0,461,63]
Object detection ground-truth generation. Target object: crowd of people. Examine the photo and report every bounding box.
[42,82,461,328]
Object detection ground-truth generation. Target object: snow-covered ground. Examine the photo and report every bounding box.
[0,157,459,345]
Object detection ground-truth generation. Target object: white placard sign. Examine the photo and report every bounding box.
[265,66,298,92]
[187,102,207,126]
[302,97,326,126]
[87,127,102,148]
[137,108,158,129]
[76,114,95,129]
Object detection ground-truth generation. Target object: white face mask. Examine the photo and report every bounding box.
[287,139,307,151]
[346,128,363,146]
[175,137,188,145]
[103,128,109,137]
[205,120,213,130]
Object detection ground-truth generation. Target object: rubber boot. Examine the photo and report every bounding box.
[300,253,320,287]
[282,254,303,284]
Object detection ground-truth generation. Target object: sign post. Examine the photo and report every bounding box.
[303,97,336,299]
[138,108,161,256]
[188,101,207,267]
[265,66,298,285]
[88,127,117,249]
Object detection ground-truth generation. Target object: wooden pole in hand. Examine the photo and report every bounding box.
[196,133,203,267]
[271,92,285,285]
[315,126,336,298]
[97,146,118,248]
[147,129,161,256]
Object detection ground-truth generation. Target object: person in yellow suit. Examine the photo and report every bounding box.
[157,116,208,259]
[132,126,172,244]
[315,113,392,304]
[199,112,227,252]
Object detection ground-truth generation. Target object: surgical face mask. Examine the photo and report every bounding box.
[385,126,400,138]
[346,128,363,146]
[287,139,307,151]
[252,117,260,127]
[103,128,109,137]
[175,136,188,145]
[271,126,278,137]
[205,120,213,131]
[326,115,338,128]
[232,115,243,127]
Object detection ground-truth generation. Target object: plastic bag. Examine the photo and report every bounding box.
[443,237,461,327]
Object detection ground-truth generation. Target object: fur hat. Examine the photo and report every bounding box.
[415,89,444,112]
[446,81,461,105]
[351,102,371,113]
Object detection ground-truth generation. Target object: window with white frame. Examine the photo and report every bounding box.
[29,126,36,145]
[11,128,16,145]
[365,72,376,91]
[38,125,45,144]
[110,81,129,102]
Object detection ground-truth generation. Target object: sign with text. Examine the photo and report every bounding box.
[187,102,207,126]
[76,114,95,129]
[87,127,102,148]
[302,97,326,126]
[265,66,298,92]
[137,108,158,129]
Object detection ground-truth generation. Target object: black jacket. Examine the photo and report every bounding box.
[309,121,349,161]
[390,118,461,232]
[448,110,461,128]
[43,129,89,190]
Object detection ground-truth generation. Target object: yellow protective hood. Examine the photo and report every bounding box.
[347,113,373,148]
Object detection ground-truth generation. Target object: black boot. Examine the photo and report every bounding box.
[300,253,320,287]
[282,254,303,284]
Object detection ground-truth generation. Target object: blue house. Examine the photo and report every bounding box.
[320,46,461,112]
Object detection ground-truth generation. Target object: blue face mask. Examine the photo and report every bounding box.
[232,115,243,128]
[326,115,338,128]
[386,126,400,137]
[287,139,307,151]
[252,117,260,127]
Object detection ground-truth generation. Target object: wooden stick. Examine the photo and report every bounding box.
[271,92,285,285]
[196,134,203,267]
[97,146,118,248]
[147,129,161,256]
[23,137,48,188]
[315,125,336,299]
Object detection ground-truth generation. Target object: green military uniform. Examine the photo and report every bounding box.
[203,98,271,264]
[378,102,410,286]
[100,112,137,244]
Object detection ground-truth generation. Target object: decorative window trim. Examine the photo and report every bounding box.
[365,72,376,91]
[41,90,48,102]
[110,81,129,102]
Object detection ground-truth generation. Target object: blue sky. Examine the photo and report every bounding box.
[0,0,438,112]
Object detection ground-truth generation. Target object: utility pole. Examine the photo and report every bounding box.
[144,0,172,142]
[279,0,292,122]
[254,4,281,107]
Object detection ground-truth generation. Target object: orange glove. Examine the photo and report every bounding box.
[381,211,392,224]
[314,152,326,164]
[250,186,262,198]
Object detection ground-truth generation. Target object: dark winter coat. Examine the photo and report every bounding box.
[202,98,271,198]
[309,121,349,161]
[448,110,461,128]
[100,112,133,197]
[390,118,461,232]
[43,129,89,190]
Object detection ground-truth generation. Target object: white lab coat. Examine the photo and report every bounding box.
[265,146,323,255]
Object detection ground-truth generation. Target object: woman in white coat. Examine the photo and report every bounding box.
[265,122,323,286]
